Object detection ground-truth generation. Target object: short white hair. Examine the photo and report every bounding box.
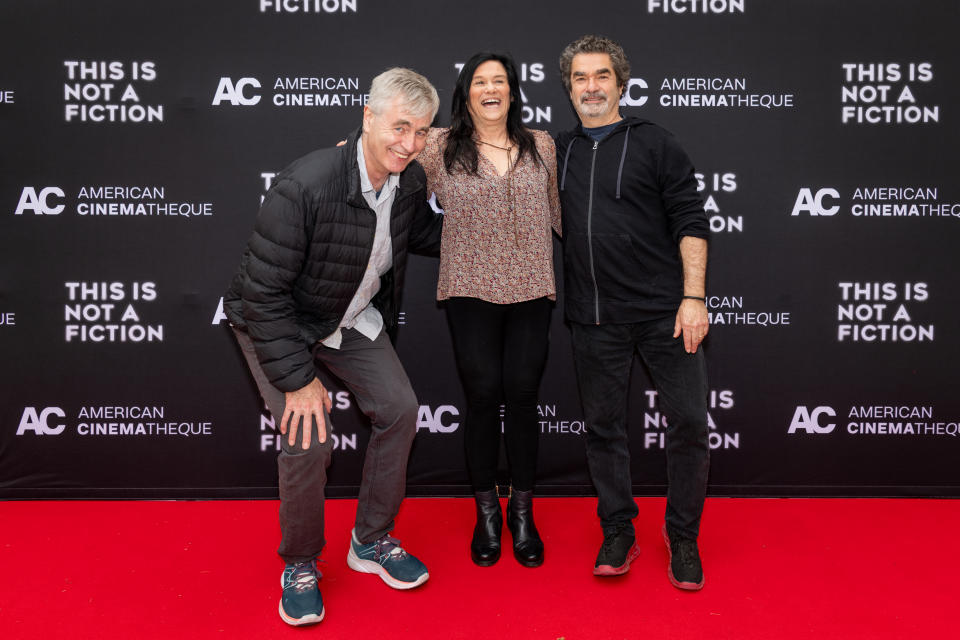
[367,67,439,121]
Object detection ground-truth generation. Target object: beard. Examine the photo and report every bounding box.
[577,91,613,118]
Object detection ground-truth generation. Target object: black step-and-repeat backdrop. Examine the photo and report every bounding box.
[2,1,958,499]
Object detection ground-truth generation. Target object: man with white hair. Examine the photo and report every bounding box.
[223,67,442,625]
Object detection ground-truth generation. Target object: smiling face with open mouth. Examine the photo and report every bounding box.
[361,95,432,188]
[467,60,511,128]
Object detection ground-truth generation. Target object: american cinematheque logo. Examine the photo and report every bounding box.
[621,76,794,111]
[13,185,214,218]
[212,75,365,107]
[789,404,958,439]
[705,295,790,328]
[16,405,213,438]
[791,186,960,220]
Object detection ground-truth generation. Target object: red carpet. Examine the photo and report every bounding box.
[1,497,956,639]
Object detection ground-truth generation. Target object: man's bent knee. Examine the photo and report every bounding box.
[372,391,419,435]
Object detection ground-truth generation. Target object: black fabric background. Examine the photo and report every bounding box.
[1,0,957,498]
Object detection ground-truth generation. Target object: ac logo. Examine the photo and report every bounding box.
[212,77,261,106]
[16,407,67,435]
[417,405,460,433]
[211,297,227,325]
[619,78,649,107]
[791,188,840,216]
[14,187,65,215]
[788,406,837,434]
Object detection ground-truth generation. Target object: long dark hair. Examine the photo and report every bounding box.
[443,52,543,175]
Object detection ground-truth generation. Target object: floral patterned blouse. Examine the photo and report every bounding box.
[418,127,562,304]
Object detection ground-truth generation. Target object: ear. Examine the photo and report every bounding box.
[362,105,373,133]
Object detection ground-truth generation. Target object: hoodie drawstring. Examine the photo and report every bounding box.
[560,137,576,192]
[615,125,631,200]
[561,125,632,199]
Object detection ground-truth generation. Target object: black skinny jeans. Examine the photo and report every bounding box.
[570,316,710,542]
[445,296,552,492]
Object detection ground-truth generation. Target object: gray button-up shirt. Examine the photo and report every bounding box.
[320,140,397,349]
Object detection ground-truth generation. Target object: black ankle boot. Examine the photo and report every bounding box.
[507,488,544,567]
[471,489,502,566]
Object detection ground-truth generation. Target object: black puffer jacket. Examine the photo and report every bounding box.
[555,117,708,325]
[223,128,442,392]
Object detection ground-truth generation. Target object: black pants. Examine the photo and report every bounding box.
[445,296,552,492]
[570,316,710,541]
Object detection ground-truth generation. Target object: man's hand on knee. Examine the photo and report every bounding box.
[282,378,333,449]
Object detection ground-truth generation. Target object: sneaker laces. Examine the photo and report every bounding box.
[673,539,701,571]
[373,535,407,563]
[600,524,629,555]
[286,561,320,593]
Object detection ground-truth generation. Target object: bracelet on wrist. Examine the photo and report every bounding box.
[682,295,706,302]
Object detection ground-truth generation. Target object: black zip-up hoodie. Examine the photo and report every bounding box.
[555,116,709,325]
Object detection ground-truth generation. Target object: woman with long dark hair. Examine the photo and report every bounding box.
[417,52,561,568]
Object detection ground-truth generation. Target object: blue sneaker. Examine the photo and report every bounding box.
[279,560,324,626]
[346,529,429,589]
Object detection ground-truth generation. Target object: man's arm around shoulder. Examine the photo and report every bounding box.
[406,163,443,257]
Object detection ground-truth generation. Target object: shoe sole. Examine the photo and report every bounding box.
[279,601,324,626]
[593,541,640,577]
[279,574,324,626]
[514,550,544,568]
[662,524,705,591]
[471,550,501,567]
[347,545,429,590]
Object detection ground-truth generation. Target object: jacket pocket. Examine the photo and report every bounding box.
[562,232,595,302]
[590,233,658,299]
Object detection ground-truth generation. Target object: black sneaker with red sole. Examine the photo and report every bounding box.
[593,524,641,576]
[662,524,705,590]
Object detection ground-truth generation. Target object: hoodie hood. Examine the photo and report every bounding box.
[559,116,653,200]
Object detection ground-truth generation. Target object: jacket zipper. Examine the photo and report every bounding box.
[587,139,600,324]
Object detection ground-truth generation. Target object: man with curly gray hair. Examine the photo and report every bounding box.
[223,67,442,626]
[558,34,631,95]
[555,35,711,590]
